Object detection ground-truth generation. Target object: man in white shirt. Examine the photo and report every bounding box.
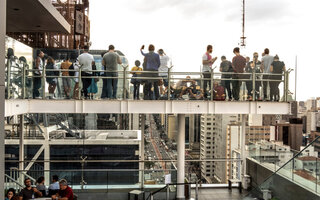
[77,45,94,99]
[158,49,170,95]
[202,45,217,99]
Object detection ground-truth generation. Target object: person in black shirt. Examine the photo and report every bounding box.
[220,56,233,100]
[19,178,42,200]
[270,55,286,101]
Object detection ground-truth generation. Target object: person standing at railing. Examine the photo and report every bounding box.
[60,56,73,99]
[202,45,217,99]
[246,52,262,100]
[270,55,286,102]
[102,45,122,99]
[158,49,170,96]
[87,61,98,99]
[33,50,44,99]
[45,57,59,99]
[72,59,80,99]
[220,56,233,100]
[19,178,42,200]
[78,45,94,99]
[231,47,246,101]
[130,60,143,100]
[261,48,274,101]
[140,44,161,100]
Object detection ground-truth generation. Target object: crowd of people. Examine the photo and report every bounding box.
[5,175,74,200]
[31,44,286,101]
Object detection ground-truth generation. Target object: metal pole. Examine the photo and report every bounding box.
[166,184,170,200]
[195,181,199,200]
[140,114,145,189]
[19,115,24,185]
[78,68,82,100]
[210,69,214,101]
[41,67,46,99]
[241,114,246,185]
[123,66,127,100]
[0,0,6,197]
[295,56,297,101]
[7,58,11,99]
[167,67,171,100]
[177,114,185,200]
[252,69,256,101]
[22,63,26,99]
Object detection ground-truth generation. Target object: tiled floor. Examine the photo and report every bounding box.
[190,188,247,200]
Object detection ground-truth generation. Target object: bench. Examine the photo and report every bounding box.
[228,179,242,193]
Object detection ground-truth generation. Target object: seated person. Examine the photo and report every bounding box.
[212,81,226,101]
[51,179,74,200]
[19,178,42,200]
[175,76,197,99]
[48,175,60,196]
[189,85,204,100]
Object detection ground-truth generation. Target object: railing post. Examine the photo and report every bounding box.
[284,71,289,102]
[123,66,128,100]
[22,63,26,99]
[195,180,199,200]
[210,69,214,101]
[166,184,170,200]
[78,68,82,100]
[41,67,46,99]
[7,59,11,99]
[252,70,256,101]
[167,67,172,100]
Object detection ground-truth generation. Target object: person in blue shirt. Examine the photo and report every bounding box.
[140,44,160,100]
[48,175,60,196]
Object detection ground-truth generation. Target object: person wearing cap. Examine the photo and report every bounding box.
[270,55,286,101]
[51,179,74,200]
[219,56,233,100]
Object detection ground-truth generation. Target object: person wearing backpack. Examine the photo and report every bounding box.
[61,56,73,99]
[45,57,59,99]
[270,55,286,101]
[140,44,160,100]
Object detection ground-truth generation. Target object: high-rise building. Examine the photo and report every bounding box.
[276,120,303,151]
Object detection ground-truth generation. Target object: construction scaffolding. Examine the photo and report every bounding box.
[7,0,90,49]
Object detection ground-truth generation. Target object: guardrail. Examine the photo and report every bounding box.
[5,59,292,102]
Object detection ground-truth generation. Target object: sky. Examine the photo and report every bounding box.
[89,0,320,101]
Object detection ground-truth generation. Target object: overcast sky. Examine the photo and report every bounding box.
[89,0,320,101]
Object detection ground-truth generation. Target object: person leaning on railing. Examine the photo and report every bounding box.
[158,49,170,96]
[270,54,286,102]
[261,48,274,100]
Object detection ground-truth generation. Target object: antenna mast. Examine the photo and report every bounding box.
[240,0,246,47]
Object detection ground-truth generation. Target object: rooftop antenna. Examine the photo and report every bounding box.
[240,0,246,48]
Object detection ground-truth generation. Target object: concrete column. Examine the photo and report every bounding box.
[241,114,246,179]
[177,114,185,200]
[139,114,145,189]
[19,115,25,184]
[0,0,6,197]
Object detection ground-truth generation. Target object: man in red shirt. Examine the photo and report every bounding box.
[51,179,74,200]
[231,47,246,101]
